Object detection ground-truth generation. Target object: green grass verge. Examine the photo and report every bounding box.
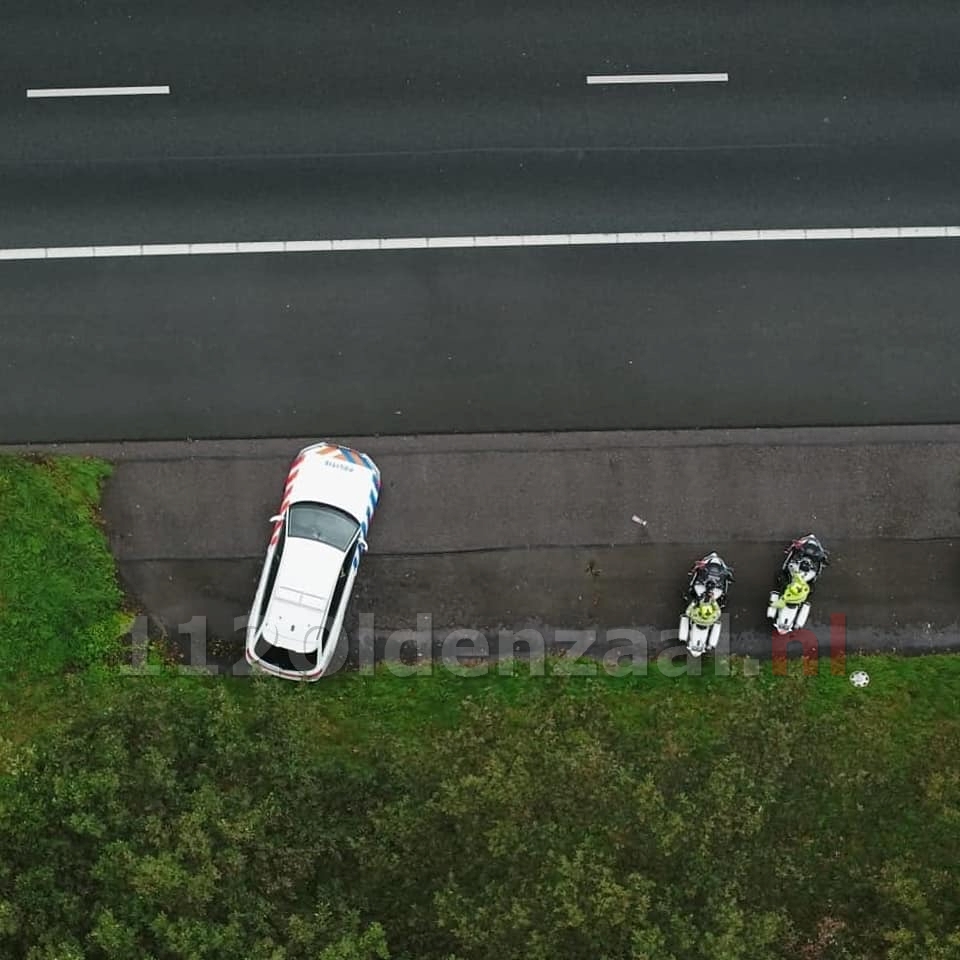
[12,648,957,752]
[0,454,131,680]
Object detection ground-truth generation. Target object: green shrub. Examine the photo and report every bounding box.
[1,660,958,959]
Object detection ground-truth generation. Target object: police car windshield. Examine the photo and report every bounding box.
[287,503,359,551]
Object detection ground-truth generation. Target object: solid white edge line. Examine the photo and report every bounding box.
[845,228,893,239]
[474,235,527,246]
[587,73,728,85]
[616,232,666,243]
[521,234,571,245]
[568,233,621,244]
[46,246,95,258]
[677,231,714,242]
[2,227,959,262]
[900,226,948,238]
[757,230,807,241]
[0,248,47,260]
[142,244,191,256]
[93,245,143,257]
[713,229,763,241]
[189,242,238,254]
[380,237,429,249]
[426,237,475,248]
[236,241,285,253]
[284,240,333,252]
[331,239,381,250]
[805,228,855,240]
[27,85,170,98]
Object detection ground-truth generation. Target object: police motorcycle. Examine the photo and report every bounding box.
[678,552,734,657]
[767,534,829,634]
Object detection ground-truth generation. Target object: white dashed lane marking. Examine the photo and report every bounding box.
[26,85,170,98]
[586,73,729,84]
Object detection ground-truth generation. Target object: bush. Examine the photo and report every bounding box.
[1,662,958,959]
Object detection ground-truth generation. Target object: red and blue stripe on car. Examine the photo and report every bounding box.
[355,456,380,569]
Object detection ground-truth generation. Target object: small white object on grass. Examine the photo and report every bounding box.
[850,670,870,687]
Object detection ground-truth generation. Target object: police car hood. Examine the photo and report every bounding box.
[294,453,375,524]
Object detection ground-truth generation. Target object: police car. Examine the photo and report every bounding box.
[245,442,381,680]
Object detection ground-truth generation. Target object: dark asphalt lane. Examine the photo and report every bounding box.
[4,1,960,165]
[7,79,960,167]
[2,145,960,248]
[2,240,959,443]
[3,3,960,258]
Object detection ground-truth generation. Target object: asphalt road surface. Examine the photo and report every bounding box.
[4,2,960,442]
[3,1,960,246]
[2,146,960,248]
[116,539,960,677]
[4,0,960,166]
[2,240,960,442]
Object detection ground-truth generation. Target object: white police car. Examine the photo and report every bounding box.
[245,442,381,680]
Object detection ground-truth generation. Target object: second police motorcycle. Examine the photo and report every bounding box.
[767,534,829,634]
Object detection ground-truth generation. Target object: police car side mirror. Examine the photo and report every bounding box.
[269,514,283,523]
